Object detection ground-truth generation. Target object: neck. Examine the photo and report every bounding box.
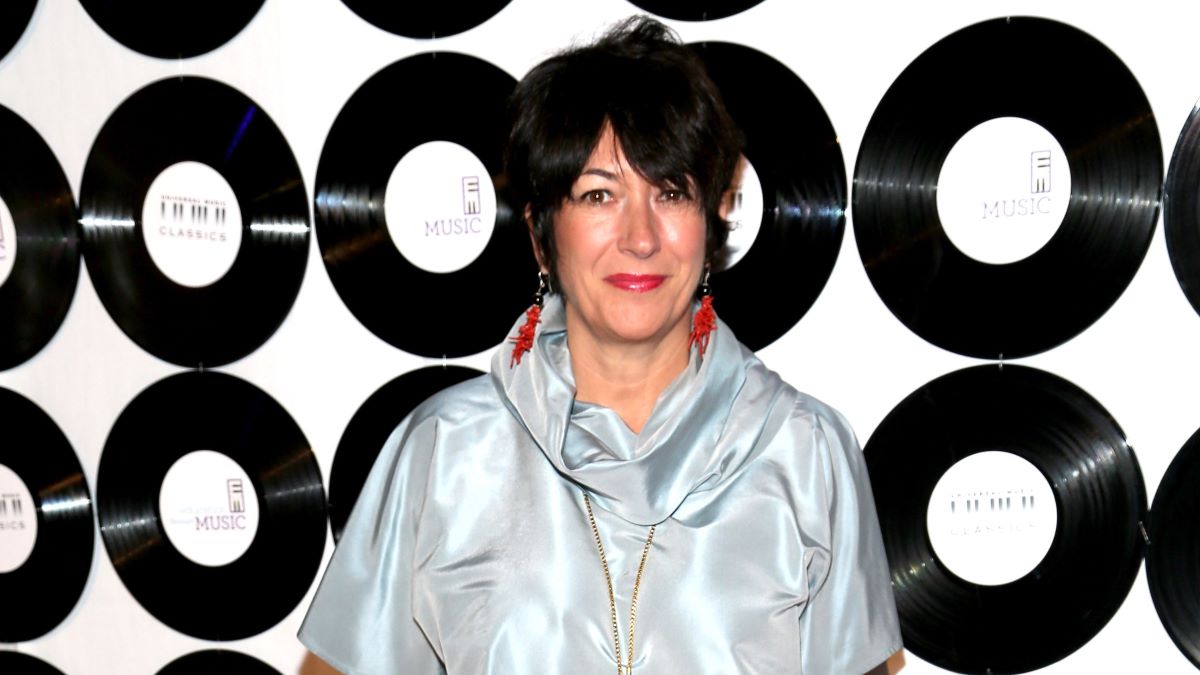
[567,316,691,435]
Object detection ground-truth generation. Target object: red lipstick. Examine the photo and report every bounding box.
[604,274,666,292]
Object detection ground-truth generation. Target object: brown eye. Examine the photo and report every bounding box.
[579,189,610,204]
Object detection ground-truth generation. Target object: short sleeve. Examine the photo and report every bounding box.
[798,407,902,675]
[299,418,446,675]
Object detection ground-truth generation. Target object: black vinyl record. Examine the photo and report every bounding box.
[316,52,531,357]
[157,650,280,675]
[80,76,309,368]
[0,0,36,62]
[0,104,79,371]
[97,371,325,640]
[853,17,1161,359]
[627,0,764,21]
[864,365,1145,673]
[0,387,93,642]
[1164,98,1200,317]
[329,365,481,539]
[78,1,265,58]
[691,41,844,351]
[0,653,66,675]
[340,0,511,38]
[1147,425,1200,668]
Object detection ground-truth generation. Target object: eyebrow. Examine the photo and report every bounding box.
[579,168,619,180]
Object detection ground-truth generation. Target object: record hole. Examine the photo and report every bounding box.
[0,463,37,572]
[141,161,243,287]
[925,450,1057,586]
[158,450,259,567]
[384,140,497,274]
[936,117,1071,264]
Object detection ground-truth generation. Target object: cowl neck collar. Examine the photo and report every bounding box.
[491,295,749,525]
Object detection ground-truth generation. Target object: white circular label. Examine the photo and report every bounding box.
[158,450,259,567]
[142,161,243,287]
[0,196,16,288]
[0,463,38,573]
[385,141,497,274]
[927,451,1058,586]
[723,154,763,269]
[936,117,1071,264]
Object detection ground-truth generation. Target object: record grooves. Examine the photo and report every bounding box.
[1147,426,1200,668]
[78,1,265,59]
[0,104,79,371]
[853,17,1161,359]
[691,41,844,350]
[97,371,325,640]
[864,365,1145,674]
[340,0,511,38]
[1164,97,1200,317]
[80,76,309,368]
[329,365,481,539]
[316,52,530,357]
[0,387,93,642]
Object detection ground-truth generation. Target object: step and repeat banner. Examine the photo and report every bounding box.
[4,0,1200,673]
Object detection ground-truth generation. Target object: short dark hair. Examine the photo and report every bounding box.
[505,16,742,290]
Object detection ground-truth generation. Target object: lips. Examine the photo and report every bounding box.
[604,273,667,292]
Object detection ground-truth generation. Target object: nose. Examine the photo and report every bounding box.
[618,191,661,258]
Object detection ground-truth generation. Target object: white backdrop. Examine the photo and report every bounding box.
[3,0,1200,672]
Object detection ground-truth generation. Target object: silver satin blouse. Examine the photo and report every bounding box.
[300,297,902,674]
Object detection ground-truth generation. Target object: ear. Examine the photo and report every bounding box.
[524,205,548,273]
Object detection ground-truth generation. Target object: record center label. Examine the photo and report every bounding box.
[723,155,763,269]
[937,117,1070,264]
[926,450,1057,586]
[0,463,37,573]
[0,197,15,288]
[142,161,244,287]
[159,450,259,567]
[385,141,497,274]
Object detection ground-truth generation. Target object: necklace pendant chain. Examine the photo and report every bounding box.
[583,492,656,675]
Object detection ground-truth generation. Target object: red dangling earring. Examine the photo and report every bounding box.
[509,271,548,367]
[689,265,716,359]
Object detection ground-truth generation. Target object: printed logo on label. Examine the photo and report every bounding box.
[926,450,1057,586]
[0,463,38,573]
[936,117,1071,264]
[142,161,244,287]
[158,450,260,567]
[385,141,497,274]
[0,197,16,288]
[723,155,763,270]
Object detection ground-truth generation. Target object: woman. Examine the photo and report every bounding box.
[301,17,901,674]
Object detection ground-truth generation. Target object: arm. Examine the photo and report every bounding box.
[797,405,903,674]
[299,419,446,674]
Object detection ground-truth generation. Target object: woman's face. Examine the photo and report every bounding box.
[544,126,707,350]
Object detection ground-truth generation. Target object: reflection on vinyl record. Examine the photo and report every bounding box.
[0,104,79,371]
[0,387,93,642]
[1147,425,1200,668]
[0,1,36,62]
[0,653,66,675]
[79,1,265,58]
[1164,98,1200,318]
[853,17,1161,359]
[97,371,325,640]
[691,41,844,350]
[330,365,481,539]
[628,0,763,21]
[80,76,309,368]
[316,52,531,357]
[865,365,1145,673]
[341,0,511,38]
[157,650,280,675]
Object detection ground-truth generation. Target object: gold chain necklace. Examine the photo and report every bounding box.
[583,492,656,675]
